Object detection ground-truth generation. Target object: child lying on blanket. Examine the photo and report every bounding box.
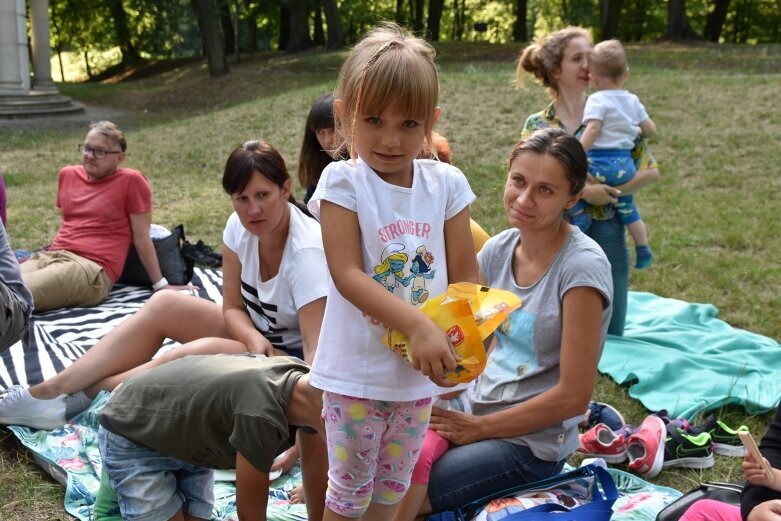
[98,354,327,521]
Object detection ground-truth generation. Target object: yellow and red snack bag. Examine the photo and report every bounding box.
[383,282,521,383]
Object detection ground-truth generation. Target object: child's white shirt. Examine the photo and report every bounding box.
[307,158,475,401]
[583,89,649,149]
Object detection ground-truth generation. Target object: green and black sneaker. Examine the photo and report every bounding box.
[662,428,715,469]
[690,414,749,457]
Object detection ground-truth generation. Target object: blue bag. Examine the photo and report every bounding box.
[426,464,618,521]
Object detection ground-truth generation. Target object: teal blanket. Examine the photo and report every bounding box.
[599,292,781,419]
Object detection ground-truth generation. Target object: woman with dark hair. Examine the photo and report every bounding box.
[517,27,660,336]
[394,128,613,520]
[0,140,328,433]
[297,93,345,204]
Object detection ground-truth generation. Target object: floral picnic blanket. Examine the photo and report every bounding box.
[1,269,308,520]
[608,468,682,520]
[8,392,308,520]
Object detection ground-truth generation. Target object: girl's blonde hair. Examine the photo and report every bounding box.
[516,27,592,98]
[334,22,439,159]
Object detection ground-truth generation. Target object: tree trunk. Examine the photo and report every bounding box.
[313,4,325,46]
[427,0,445,41]
[84,50,92,80]
[105,0,141,64]
[245,0,258,53]
[704,0,730,42]
[322,0,344,50]
[220,1,236,54]
[231,0,240,63]
[284,0,312,52]
[662,0,701,40]
[453,0,466,40]
[285,0,312,52]
[410,0,424,34]
[193,0,230,77]
[279,5,290,50]
[601,0,622,39]
[395,0,404,24]
[513,0,527,42]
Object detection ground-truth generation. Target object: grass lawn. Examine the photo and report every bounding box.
[1,41,780,519]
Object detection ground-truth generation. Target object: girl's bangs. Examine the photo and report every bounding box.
[360,53,437,121]
[310,111,334,131]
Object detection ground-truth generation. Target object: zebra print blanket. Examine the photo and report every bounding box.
[0,268,224,391]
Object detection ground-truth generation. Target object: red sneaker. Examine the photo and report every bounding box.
[577,423,627,463]
[626,415,667,478]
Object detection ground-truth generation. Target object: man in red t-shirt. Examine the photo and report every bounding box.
[21,121,168,311]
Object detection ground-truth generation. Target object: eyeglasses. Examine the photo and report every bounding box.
[78,144,121,159]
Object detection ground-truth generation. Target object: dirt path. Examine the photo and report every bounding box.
[0,105,128,130]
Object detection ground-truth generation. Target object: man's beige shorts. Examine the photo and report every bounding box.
[21,250,112,312]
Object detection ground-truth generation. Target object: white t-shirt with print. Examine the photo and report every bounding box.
[222,203,328,357]
[308,158,475,401]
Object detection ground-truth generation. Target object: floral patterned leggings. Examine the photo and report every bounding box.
[321,392,432,517]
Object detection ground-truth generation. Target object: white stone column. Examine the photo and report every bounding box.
[16,0,30,91]
[0,0,25,94]
[29,0,57,92]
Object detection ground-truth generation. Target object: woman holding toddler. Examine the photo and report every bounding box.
[518,26,660,336]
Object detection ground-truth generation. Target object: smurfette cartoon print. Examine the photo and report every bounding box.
[373,243,410,293]
[408,245,436,304]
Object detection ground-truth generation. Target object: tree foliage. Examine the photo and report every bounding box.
[48,0,781,80]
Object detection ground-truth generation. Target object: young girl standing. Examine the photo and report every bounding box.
[307,23,478,521]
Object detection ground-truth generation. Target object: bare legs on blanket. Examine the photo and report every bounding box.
[29,291,232,400]
[0,291,240,429]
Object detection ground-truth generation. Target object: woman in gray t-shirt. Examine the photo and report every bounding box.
[395,128,612,519]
